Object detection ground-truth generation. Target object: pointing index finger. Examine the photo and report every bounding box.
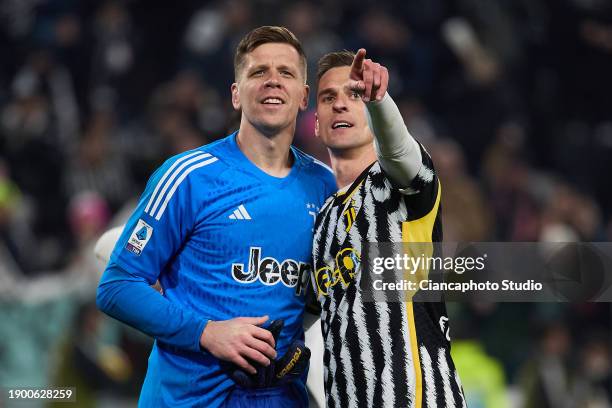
[350,48,367,80]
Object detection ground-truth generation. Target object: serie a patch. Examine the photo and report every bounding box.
[126,219,153,256]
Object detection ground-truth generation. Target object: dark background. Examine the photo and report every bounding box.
[0,0,610,406]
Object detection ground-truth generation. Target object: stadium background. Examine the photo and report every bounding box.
[0,0,610,406]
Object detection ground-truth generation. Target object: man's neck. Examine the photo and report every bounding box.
[329,144,377,189]
[236,121,295,177]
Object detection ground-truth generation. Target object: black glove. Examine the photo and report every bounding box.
[224,319,311,388]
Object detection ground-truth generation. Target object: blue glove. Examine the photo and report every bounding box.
[224,319,311,388]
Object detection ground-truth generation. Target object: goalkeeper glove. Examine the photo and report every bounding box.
[224,319,311,388]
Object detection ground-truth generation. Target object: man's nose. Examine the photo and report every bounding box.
[333,95,348,112]
[264,73,281,88]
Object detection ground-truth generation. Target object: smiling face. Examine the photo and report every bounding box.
[231,42,309,136]
[315,66,373,152]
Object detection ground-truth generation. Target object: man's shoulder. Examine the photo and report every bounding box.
[292,147,335,180]
[156,137,235,181]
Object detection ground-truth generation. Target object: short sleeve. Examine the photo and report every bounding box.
[399,142,440,221]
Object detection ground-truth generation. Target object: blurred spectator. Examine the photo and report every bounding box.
[11,47,80,147]
[572,334,612,407]
[451,340,509,408]
[281,1,341,100]
[349,7,437,99]
[0,158,28,273]
[65,190,111,287]
[481,122,543,241]
[519,322,578,408]
[449,303,510,408]
[90,0,137,118]
[181,0,254,97]
[64,109,135,213]
[0,86,70,271]
[52,302,134,408]
[431,138,493,241]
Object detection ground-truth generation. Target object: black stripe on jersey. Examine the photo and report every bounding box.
[327,385,337,408]
[329,316,350,408]
[407,143,435,191]
[363,298,386,404]
[432,349,446,408]
[413,302,450,350]
[314,213,331,273]
[413,301,464,407]
[388,303,411,407]
[353,181,371,251]
[449,357,464,407]
[375,200,391,242]
[332,162,375,207]
[405,144,439,221]
[345,295,368,406]
[323,347,333,406]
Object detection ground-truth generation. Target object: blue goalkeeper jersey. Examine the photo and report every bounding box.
[97,132,336,407]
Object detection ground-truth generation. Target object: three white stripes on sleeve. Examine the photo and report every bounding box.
[144,151,218,221]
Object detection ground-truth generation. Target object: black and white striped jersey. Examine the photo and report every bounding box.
[312,143,466,408]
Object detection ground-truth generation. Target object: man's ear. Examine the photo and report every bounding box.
[231,83,240,110]
[314,112,319,138]
[299,84,310,111]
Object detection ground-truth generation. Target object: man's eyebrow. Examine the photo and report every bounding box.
[317,87,336,97]
[277,64,296,72]
[248,64,268,72]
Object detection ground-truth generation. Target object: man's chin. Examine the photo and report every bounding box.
[325,138,371,154]
[323,137,358,151]
[255,120,292,136]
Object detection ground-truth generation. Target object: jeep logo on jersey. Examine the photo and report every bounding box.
[315,247,360,296]
[232,247,311,295]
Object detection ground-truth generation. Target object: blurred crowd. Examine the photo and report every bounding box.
[0,0,610,406]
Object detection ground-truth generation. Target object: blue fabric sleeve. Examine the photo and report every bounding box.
[96,150,217,352]
[96,264,208,352]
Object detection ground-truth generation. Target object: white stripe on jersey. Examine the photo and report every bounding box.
[352,291,376,406]
[418,164,435,183]
[374,300,395,407]
[144,151,208,214]
[400,302,416,407]
[153,157,218,220]
[371,180,392,203]
[149,153,213,217]
[338,298,358,407]
[326,321,341,406]
[438,347,456,408]
[420,345,437,407]
[319,203,339,330]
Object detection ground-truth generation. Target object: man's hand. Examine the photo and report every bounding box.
[199,316,277,374]
[348,48,389,102]
[224,320,311,389]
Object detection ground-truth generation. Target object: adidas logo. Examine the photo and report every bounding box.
[229,204,252,220]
